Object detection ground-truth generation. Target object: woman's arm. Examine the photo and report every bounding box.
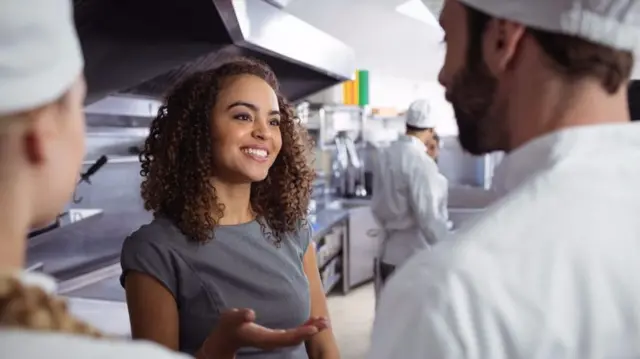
[125,271,237,359]
[124,271,180,350]
[303,243,341,359]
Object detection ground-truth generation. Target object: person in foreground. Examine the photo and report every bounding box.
[371,99,449,287]
[0,0,190,357]
[369,0,640,358]
[120,58,339,359]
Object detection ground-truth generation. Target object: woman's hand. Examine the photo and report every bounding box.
[201,308,329,358]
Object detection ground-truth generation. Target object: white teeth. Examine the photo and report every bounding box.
[243,148,268,158]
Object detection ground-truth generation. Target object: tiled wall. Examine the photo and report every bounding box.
[437,137,482,186]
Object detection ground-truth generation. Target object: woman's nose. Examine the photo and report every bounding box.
[252,120,272,140]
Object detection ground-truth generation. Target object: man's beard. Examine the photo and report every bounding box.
[447,60,500,155]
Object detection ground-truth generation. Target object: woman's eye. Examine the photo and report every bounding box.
[269,118,281,126]
[234,114,251,121]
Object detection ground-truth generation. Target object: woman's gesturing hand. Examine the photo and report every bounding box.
[201,308,329,358]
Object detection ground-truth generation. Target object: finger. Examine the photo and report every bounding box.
[304,317,330,330]
[312,318,330,331]
[242,309,256,322]
[303,316,327,326]
[223,308,256,326]
[302,318,315,326]
[241,324,319,349]
[290,325,319,336]
[265,326,318,347]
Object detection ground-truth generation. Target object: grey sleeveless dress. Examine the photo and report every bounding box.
[120,216,312,358]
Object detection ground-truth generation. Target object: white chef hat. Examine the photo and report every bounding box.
[0,0,84,116]
[452,0,640,54]
[406,99,436,129]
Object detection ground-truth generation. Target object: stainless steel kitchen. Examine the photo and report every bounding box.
[7,0,640,358]
[22,0,497,350]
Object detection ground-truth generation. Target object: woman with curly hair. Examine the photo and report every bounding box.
[120,58,340,359]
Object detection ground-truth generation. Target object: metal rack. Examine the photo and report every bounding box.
[302,104,367,146]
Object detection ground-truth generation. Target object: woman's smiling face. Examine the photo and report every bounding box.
[209,74,283,183]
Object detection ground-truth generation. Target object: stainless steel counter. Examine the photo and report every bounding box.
[309,208,349,239]
[27,211,153,281]
[65,297,131,337]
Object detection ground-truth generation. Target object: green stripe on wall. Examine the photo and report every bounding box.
[357,70,369,106]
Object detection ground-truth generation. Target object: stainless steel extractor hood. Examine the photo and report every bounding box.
[74,0,356,105]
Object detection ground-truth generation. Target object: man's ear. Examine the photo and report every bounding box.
[22,110,54,166]
[483,18,526,74]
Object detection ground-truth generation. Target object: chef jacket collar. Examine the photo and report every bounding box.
[491,122,640,197]
[400,134,428,152]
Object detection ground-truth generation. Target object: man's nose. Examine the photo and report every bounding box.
[438,66,447,88]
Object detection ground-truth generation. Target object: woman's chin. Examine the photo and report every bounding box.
[240,170,269,183]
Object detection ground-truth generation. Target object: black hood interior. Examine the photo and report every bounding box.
[629,81,640,121]
[74,0,355,104]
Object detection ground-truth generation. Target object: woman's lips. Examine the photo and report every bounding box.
[241,147,269,163]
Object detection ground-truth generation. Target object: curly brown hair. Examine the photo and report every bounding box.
[139,58,315,244]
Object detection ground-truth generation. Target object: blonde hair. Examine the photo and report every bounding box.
[0,274,103,337]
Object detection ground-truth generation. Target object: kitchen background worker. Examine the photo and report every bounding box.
[368,0,640,358]
[425,132,441,162]
[370,98,449,290]
[425,132,451,230]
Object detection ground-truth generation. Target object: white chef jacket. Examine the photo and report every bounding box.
[368,122,640,359]
[0,272,190,359]
[371,135,449,266]
[433,171,450,228]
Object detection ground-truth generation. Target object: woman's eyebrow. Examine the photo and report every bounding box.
[227,101,258,111]
[227,101,280,116]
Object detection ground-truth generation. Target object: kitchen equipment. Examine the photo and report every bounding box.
[331,132,367,198]
[73,155,108,204]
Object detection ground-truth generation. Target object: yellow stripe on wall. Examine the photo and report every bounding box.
[342,81,351,105]
[349,80,355,105]
[342,70,367,105]
[353,72,360,106]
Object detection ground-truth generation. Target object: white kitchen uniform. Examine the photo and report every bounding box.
[432,171,450,228]
[368,123,640,359]
[0,331,191,359]
[371,135,449,267]
[0,272,191,359]
[404,99,433,129]
[0,0,84,115]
